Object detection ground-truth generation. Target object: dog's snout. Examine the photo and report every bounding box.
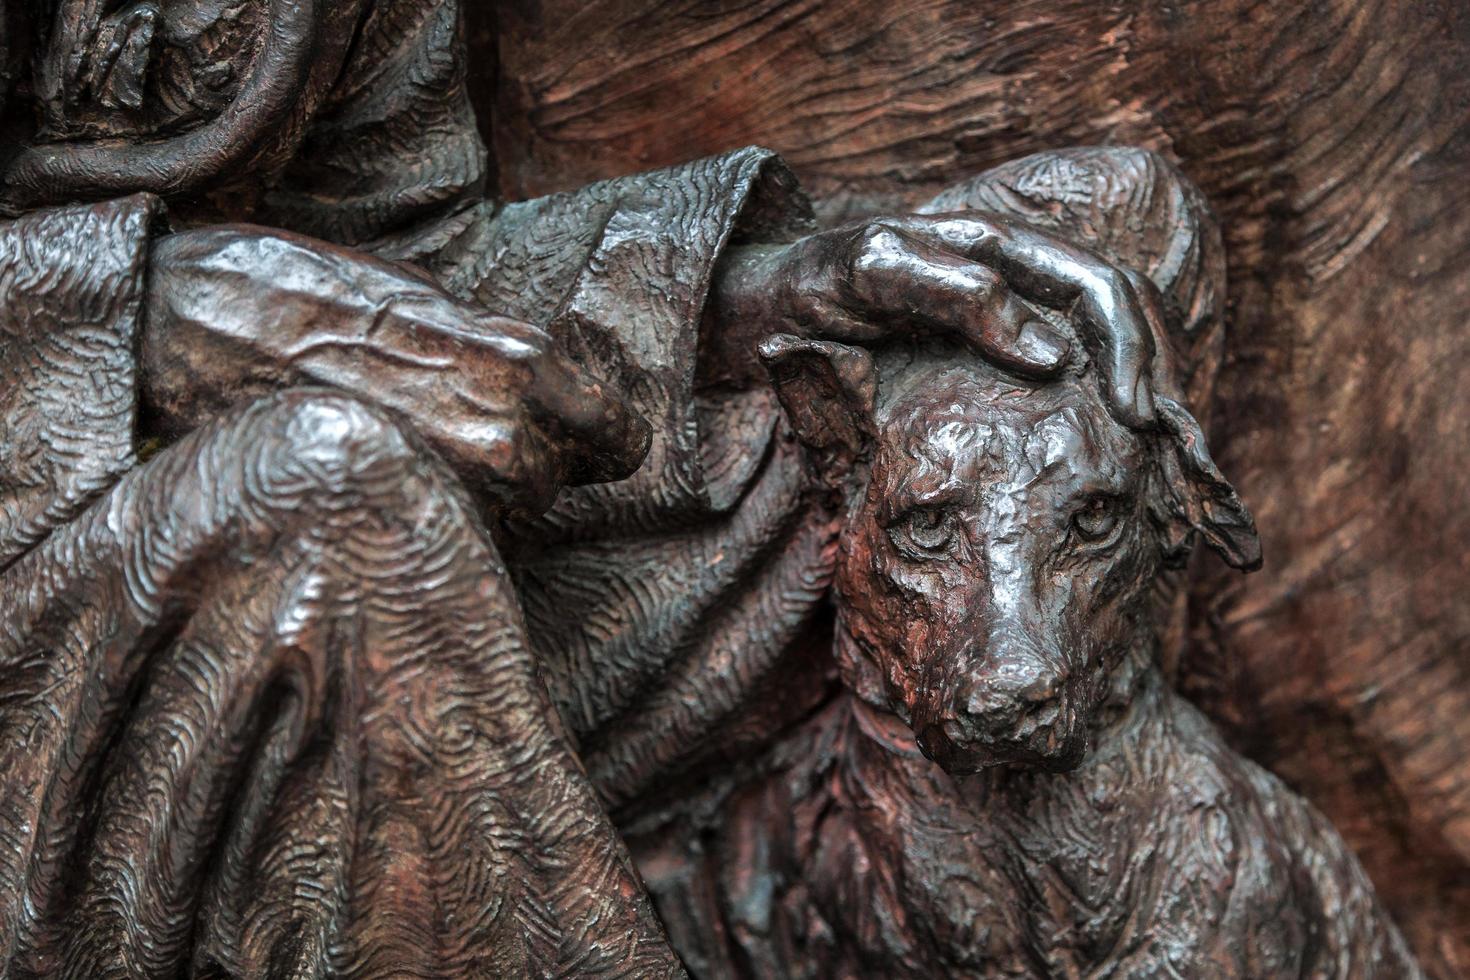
[954,658,1061,737]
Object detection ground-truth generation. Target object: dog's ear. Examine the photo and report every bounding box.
[1151,395,1262,571]
[759,335,878,490]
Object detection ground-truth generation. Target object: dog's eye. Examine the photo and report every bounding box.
[891,507,958,556]
[1072,496,1122,543]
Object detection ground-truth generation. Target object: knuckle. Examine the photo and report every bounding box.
[481,418,522,474]
[1084,266,1137,325]
[848,221,904,279]
[967,267,1005,306]
[789,287,825,327]
[482,415,558,505]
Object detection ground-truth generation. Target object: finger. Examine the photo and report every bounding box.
[447,313,651,486]
[897,214,1157,427]
[1120,266,1186,404]
[451,411,561,517]
[847,225,1071,378]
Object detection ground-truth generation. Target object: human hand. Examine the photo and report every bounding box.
[711,212,1162,427]
[142,228,651,515]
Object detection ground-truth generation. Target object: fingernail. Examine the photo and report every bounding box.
[1017,320,1070,371]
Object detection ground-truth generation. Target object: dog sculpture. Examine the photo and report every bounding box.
[672,329,1423,978]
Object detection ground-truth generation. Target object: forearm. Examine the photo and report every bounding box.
[698,243,791,390]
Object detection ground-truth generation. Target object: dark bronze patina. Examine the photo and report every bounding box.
[0,1,1456,977]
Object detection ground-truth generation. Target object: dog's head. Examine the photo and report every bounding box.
[763,334,1258,774]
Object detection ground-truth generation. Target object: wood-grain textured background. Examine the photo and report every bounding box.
[468,2,1470,973]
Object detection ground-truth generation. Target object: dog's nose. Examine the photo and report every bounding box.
[955,665,1060,738]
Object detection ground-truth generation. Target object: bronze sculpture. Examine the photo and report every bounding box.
[646,330,1416,976]
[630,152,1421,979]
[0,1,1452,976]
